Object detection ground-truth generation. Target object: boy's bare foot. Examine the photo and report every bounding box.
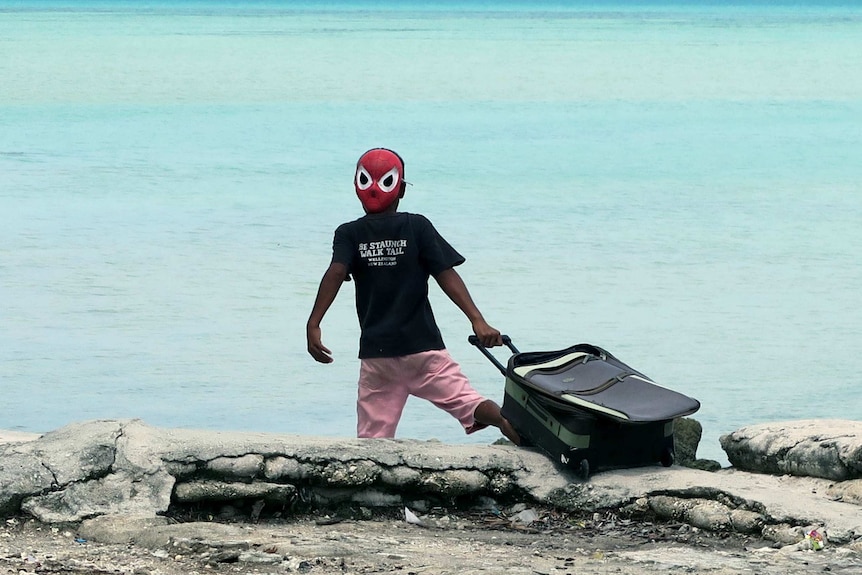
[498,417,521,446]
[474,399,521,446]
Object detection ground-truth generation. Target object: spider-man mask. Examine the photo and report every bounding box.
[354,148,404,213]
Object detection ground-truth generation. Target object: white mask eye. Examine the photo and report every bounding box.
[356,166,373,190]
[377,167,400,193]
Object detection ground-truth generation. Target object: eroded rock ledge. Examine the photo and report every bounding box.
[720,419,862,480]
[1,419,861,551]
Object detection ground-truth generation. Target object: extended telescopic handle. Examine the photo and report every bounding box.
[467,334,520,376]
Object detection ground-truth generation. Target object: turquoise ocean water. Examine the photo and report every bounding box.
[2,1,860,464]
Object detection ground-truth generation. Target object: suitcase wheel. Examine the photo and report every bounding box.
[660,447,675,468]
[577,458,590,480]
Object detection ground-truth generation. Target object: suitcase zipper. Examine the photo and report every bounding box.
[570,372,636,396]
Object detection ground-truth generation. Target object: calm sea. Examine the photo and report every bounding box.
[2,1,860,464]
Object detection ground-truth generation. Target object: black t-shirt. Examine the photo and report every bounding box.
[331,212,465,359]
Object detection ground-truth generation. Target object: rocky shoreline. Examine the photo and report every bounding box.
[1,418,860,574]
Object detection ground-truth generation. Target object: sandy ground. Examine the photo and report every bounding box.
[2,507,860,575]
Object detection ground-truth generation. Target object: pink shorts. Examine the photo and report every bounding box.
[356,349,489,438]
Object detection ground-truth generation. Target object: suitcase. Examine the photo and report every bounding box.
[470,336,700,478]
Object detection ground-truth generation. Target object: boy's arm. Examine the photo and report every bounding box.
[434,267,502,347]
[307,262,348,363]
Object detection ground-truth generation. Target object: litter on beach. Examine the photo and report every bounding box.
[404,507,423,526]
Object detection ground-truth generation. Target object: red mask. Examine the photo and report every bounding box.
[355,148,404,213]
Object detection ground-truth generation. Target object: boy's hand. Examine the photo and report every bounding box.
[472,319,503,347]
[307,326,334,363]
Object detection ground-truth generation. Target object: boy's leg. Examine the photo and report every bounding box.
[356,357,410,438]
[408,350,520,445]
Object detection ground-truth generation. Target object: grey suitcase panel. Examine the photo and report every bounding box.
[510,344,700,423]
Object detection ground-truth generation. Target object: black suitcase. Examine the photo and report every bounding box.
[470,336,700,478]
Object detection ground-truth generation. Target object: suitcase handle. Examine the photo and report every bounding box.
[468,334,520,376]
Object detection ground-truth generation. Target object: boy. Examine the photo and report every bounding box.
[306,148,519,444]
